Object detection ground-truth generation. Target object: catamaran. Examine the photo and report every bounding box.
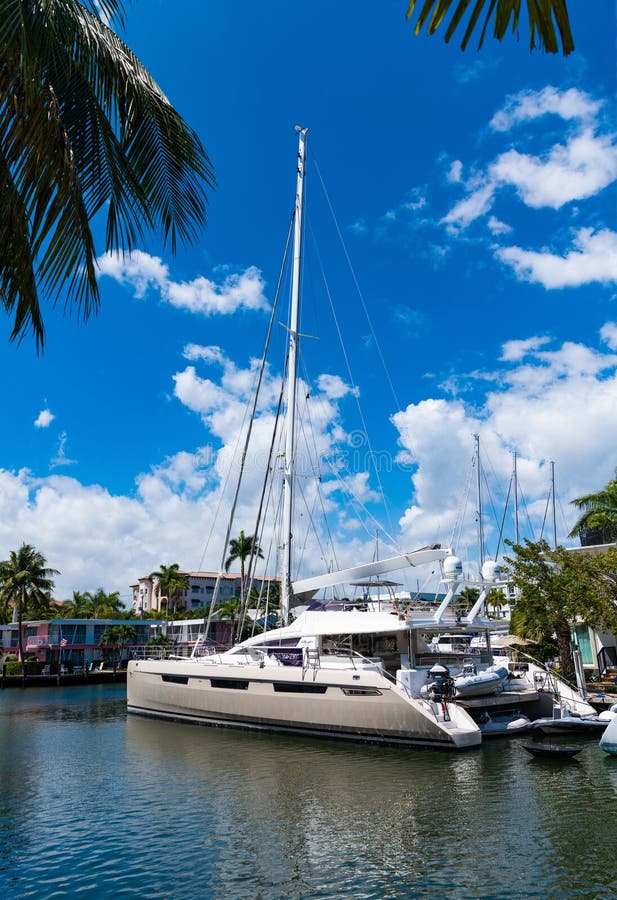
[127,128,593,749]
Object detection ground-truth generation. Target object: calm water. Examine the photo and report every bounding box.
[0,685,616,899]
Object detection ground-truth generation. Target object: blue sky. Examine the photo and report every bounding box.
[1,1,616,603]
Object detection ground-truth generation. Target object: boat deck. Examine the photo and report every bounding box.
[457,689,540,709]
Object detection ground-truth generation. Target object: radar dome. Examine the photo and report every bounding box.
[443,556,463,580]
[481,560,504,582]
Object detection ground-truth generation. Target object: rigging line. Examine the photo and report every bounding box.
[239,363,288,642]
[539,487,551,543]
[481,466,501,539]
[494,474,513,560]
[517,486,535,543]
[203,211,295,643]
[322,456,398,549]
[312,155,402,413]
[450,454,474,551]
[305,215,398,544]
[296,358,341,571]
[296,403,341,573]
[294,476,327,575]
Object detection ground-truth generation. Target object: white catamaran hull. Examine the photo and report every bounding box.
[127,659,481,750]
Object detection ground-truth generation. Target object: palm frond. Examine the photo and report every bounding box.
[406,0,574,54]
[0,0,214,348]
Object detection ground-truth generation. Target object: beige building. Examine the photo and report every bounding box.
[131,571,277,614]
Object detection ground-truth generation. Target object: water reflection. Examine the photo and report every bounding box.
[0,686,616,899]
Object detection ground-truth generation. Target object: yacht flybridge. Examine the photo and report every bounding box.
[127,128,594,749]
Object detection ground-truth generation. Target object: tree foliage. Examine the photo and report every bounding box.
[0,0,214,349]
[505,539,617,681]
[406,0,575,55]
[225,531,264,592]
[61,587,124,618]
[149,563,189,616]
[0,543,58,677]
[569,469,617,544]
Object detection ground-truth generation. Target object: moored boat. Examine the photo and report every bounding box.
[599,713,617,755]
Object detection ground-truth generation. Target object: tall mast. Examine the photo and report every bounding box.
[474,433,484,573]
[513,450,519,545]
[281,126,308,626]
[551,459,557,549]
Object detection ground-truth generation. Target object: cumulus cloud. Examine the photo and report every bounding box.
[317,374,359,400]
[393,335,617,576]
[442,86,617,231]
[97,250,270,316]
[490,86,602,132]
[600,322,617,350]
[489,130,617,210]
[500,336,551,362]
[3,329,617,600]
[34,409,54,428]
[496,228,617,288]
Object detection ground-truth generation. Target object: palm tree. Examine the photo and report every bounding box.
[1,0,214,350]
[453,586,479,616]
[406,0,574,55]
[99,623,136,674]
[569,470,617,546]
[62,590,91,617]
[0,543,58,680]
[149,564,189,616]
[225,531,264,601]
[216,597,243,646]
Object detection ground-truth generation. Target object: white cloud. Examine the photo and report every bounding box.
[489,130,617,209]
[34,409,54,428]
[317,374,359,400]
[183,344,227,365]
[97,250,270,316]
[3,332,617,600]
[487,216,512,236]
[447,160,463,184]
[500,336,551,362]
[490,86,602,132]
[442,87,617,231]
[393,335,617,574]
[50,433,76,469]
[497,228,617,288]
[600,322,617,350]
[442,183,495,230]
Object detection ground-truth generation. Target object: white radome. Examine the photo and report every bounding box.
[443,556,463,580]
[481,560,504,582]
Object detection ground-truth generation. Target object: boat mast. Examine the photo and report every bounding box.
[281,126,308,626]
[550,459,557,549]
[513,450,519,545]
[474,433,484,573]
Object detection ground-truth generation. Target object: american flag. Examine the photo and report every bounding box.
[61,637,68,647]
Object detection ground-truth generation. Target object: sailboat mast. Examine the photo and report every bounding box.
[513,450,519,545]
[474,433,484,572]
[281,126,308,626]
[551,459,557,549]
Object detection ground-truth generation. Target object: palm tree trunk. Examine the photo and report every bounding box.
[556,620,575,683]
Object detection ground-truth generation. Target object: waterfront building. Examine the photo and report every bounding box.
[0,619,164,669]
[130,570,278,614]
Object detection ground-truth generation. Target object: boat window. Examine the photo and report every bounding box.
[272,683,327,694]
[161,674,189,685]
[210,678,249,690]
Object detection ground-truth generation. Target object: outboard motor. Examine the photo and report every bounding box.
[424,663,456,721]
